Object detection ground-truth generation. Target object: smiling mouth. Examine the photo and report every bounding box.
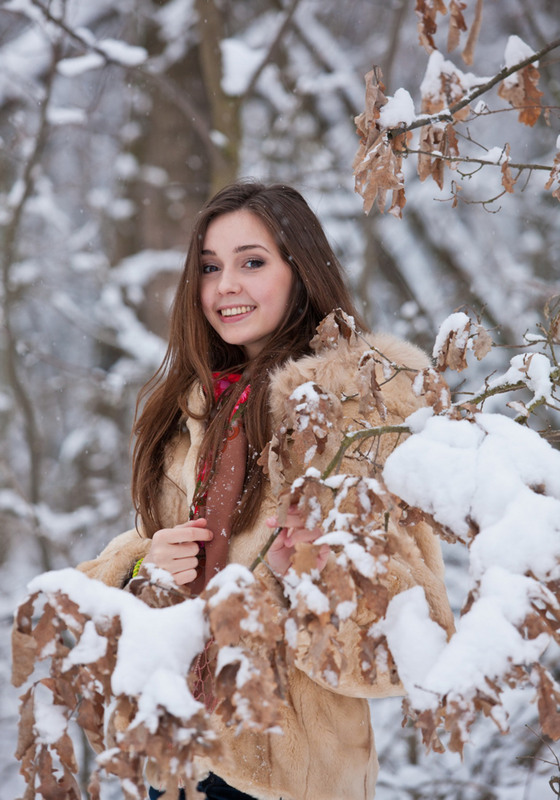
[219,305,255,317]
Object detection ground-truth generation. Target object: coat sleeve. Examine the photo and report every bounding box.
[76,427,192,588]
[76,528,152,588]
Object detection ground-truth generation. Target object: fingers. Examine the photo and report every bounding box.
[268,527,291,553]
[145,519,214,585]
[156,518,213,545]
[168,562,199,586]
[265,514,330,576]
[265,529,293,575]
[266,513,322,546]
[266,505,304,528]
[152,521,213,553]
[284,526,322,547]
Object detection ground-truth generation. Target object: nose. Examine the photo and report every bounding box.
[217,265,241,295]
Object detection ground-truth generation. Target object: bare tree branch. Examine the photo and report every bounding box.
[321,425,411,479]
[463,367,559,409]
[400,146,555,172]
[243,0,302,100]
[27,0,225,164]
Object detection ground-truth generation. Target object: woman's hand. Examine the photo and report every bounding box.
[144,518,213,586]
[265,507,329,576]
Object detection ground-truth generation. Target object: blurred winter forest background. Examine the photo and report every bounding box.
[1,0,559,797]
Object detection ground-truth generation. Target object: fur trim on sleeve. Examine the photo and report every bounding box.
[76,528,151,589]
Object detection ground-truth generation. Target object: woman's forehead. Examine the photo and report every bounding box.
[202,210,277,254]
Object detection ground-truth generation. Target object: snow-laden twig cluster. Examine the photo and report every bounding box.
[11,308,560,795]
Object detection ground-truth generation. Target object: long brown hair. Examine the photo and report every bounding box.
[132,180,367,537]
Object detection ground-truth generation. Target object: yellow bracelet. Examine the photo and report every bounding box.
[131,557,144,578]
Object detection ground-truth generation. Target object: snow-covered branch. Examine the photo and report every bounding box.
[353,27,560,215]
[386,35,560,137]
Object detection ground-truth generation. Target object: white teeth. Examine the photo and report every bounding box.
[220,306,254,317]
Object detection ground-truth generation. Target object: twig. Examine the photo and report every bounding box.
[463,366,560,408]
[399,147,555,173]
[354,330,419,385]
[249,527,283,572]
[321,424,411,479]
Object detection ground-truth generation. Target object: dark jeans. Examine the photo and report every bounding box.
[148,773,257,799]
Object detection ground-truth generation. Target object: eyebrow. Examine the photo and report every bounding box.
[201,244,271,255]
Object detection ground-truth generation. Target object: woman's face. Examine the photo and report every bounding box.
[200,210,294,360]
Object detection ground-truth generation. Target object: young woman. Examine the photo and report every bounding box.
[78,180,453,800]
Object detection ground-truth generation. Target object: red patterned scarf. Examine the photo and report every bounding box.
[188,373,250,596]
[189,373,250,711]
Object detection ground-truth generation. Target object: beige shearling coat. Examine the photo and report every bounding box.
[78,332,454,800]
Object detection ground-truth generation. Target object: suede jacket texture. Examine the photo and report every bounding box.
[78,331,454,800]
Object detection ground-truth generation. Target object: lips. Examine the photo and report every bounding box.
[219,305,256,317]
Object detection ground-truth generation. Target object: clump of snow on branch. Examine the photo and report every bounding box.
[96,39,147,67]
[57,39,147,78]
[57,53,105,78]
[502,35,537,86]
[378,89,416,128]
[12,560,288,796]
[485,353,557,409]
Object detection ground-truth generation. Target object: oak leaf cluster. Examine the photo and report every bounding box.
[353,0,558,213]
